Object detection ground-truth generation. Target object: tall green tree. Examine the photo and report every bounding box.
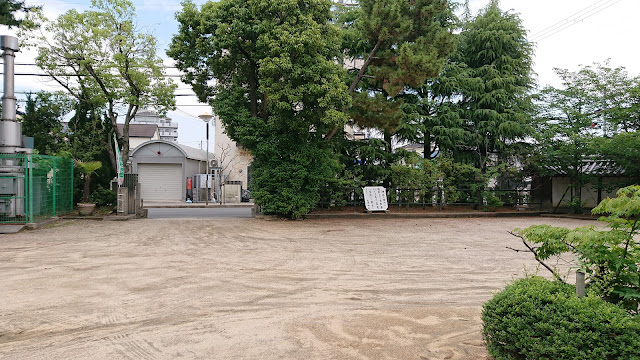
[532,62,640,210]
[0,0,40,29]
[532,70,599,211]
[20,92,72,155]
[395,60,468,160]
[570,61,640,135]
[169,0,350,218]
[334,0,457,187]
[337,0,456,139]
[454,0,534,174]
[35,0,176,171]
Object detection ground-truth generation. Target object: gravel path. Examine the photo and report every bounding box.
[0,217,596,359]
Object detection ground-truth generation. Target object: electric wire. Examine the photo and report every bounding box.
[530,0,624,42]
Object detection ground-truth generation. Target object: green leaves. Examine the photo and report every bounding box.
[75,160,103,175]
[36,0,177,171]
[483,277,640,360]
[516,185,640,312]
[170,0,350,218]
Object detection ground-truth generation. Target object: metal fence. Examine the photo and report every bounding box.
[0,154,74,224]
[318,187,540,212]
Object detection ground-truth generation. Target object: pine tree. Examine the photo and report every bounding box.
[455,0,534,173]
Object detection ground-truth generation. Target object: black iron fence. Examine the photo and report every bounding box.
[318,187,540,212]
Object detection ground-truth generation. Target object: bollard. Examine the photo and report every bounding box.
[576,271,586,298]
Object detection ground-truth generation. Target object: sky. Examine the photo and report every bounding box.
[1,0,639,150]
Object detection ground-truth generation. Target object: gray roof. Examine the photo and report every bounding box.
[547,159,625,176]
[175,142,211,161]
[131,139,212,161]
[117,124,158,138]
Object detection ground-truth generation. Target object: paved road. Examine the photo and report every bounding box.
[147,207,252,219]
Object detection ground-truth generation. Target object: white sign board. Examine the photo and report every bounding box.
[363,186,388,211]
[198,174,213,189]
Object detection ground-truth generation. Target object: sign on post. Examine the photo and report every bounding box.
[363,186,388,212]
[113,134,124,186]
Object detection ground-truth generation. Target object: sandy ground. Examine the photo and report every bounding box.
[0,216,597,360]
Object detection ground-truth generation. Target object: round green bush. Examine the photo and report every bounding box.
[482,276,640,360]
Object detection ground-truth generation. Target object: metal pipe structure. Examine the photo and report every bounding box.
[0,35,26,218]
[0,35,21,154]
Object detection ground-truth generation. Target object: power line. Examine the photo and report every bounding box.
[530,0,612,38]
[1,72,186,78]
[530,0,624,42]
[11,63,182,69]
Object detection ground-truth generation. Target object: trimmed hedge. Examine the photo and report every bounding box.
[482,277,640,360]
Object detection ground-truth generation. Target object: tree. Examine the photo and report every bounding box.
[337,0,456,138]
[532,67,601,212]
[75,160,102,204]
[454,1,534,173]
[169,0,350,218]
[573,61,640,135]
[515,185,640,312]
[333,0,457,187]
[0,0,40,29]
[20,92,72,155]
[532,62,640,211]
[595,132,640,183]
[395,60,468,160]
[35,0,176,172]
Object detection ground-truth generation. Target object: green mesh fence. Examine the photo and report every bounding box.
[0,154,73,224]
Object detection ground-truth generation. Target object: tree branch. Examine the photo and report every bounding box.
[326,38,384,141]
[509,231,567,284]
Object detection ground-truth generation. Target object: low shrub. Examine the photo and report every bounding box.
[482,276,640,360]
[90,185,117,207]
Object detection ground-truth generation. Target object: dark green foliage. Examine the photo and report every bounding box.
[0,0,39,28]
[170,0,350,218]
[454,1,534,172]
[21,92,72,155]
[89,185,117,207]
[251,140,336,219]
[341,0,457,157]
[594,132,640,182]
[483,276,640,360]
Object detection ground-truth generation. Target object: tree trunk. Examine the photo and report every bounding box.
[423,130,431,159]
[326,38,383,141]
[383,130,393,188]
[249,64,258,118]
[83,173,91,203]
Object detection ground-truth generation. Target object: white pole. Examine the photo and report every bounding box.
[198,113,214,206]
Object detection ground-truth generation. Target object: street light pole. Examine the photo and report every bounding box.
[198,113,214,206]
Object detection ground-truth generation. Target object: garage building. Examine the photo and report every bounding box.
[131,140,208,202]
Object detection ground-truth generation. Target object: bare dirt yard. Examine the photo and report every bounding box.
[0,216,596,360]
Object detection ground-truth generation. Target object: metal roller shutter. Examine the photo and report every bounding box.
[138,163,182,201]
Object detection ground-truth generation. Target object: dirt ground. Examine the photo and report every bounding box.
[0,216,596,360]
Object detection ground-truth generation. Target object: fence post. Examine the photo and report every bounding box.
[576,271,586,298]
[27,155,33,223]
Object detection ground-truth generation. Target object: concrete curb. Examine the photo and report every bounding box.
[24,217,61,230]
[60,214,138,221]
[541,214,601,221]
[254,211,545,220]
[144,204,255,209]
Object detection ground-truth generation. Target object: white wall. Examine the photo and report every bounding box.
[213,117,253,189]
[552,177,628,208]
